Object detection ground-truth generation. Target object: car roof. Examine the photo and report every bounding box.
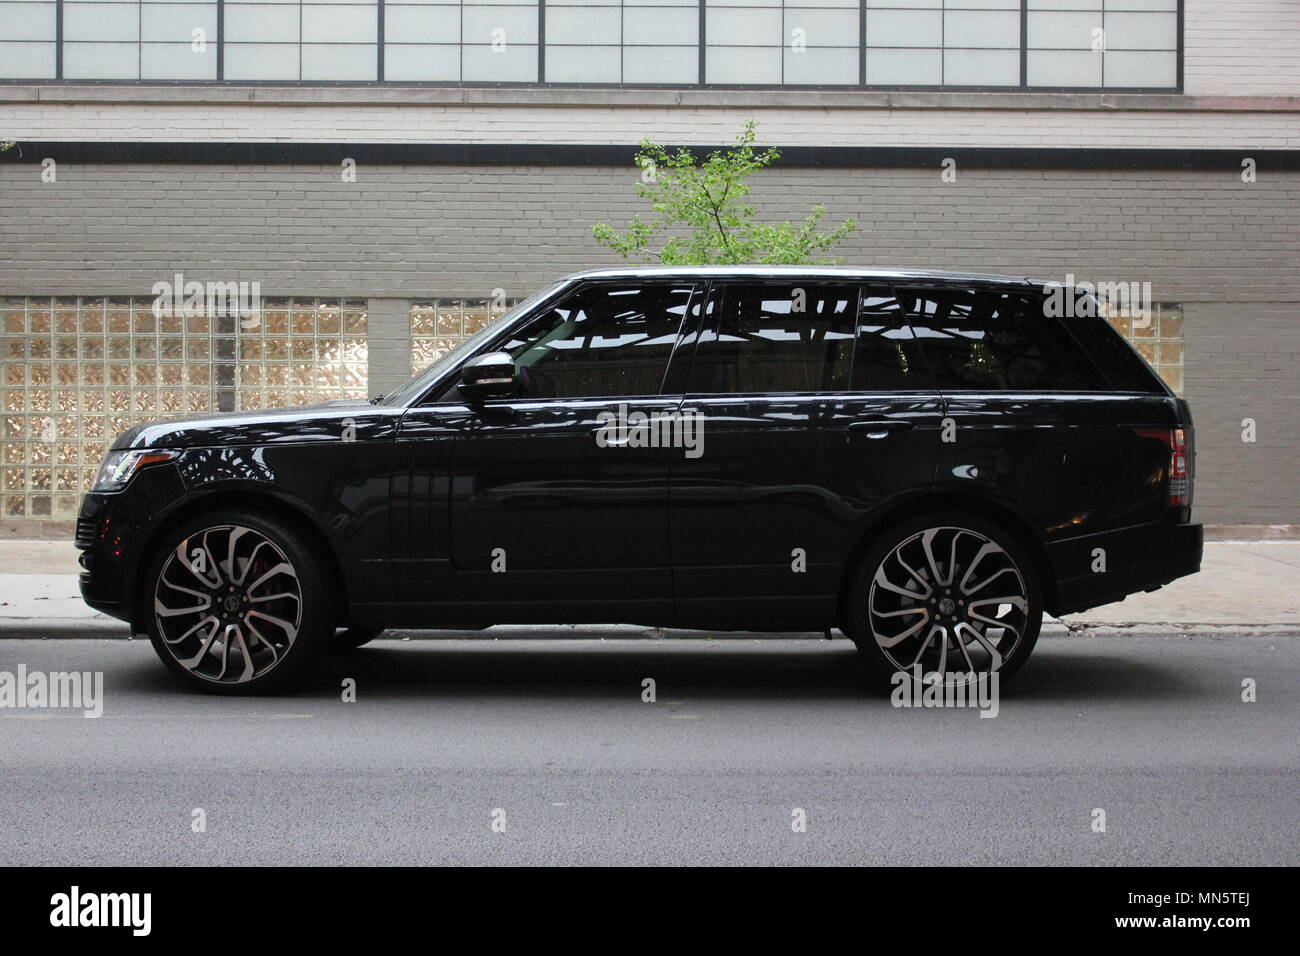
[560,265,1043,287]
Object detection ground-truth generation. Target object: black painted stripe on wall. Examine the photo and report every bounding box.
[1,142,1296,170]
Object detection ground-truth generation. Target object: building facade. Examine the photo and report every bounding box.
[1,0,1297,534]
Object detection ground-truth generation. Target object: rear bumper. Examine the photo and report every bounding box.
[1045,520,1203,616]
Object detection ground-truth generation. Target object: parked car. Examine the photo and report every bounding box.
[77,267,1202,693]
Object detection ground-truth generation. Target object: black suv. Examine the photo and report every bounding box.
[77,267,1202,693]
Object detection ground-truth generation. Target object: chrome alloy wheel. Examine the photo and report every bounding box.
[153,525,303,685]
[867,526,1029,679]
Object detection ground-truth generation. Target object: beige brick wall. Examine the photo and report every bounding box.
[1185,0,1300,95]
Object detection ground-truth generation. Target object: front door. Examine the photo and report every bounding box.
[401,279,700,624]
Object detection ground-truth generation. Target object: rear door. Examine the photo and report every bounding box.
[669,279,944,628]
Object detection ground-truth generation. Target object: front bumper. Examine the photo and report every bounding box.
[76,463,187,625]
[1045,520,1203,616]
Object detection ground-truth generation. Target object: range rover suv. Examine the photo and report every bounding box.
[76,267,1202,693]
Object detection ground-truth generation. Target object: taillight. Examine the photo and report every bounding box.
[1169,427,1190,506]
[1136,427,1191,508]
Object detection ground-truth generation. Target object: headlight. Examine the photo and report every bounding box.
[92,450,178,492]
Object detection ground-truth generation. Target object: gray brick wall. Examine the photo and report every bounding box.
[1,161,1296,524]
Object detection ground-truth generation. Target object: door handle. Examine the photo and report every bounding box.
[847,419,915,438]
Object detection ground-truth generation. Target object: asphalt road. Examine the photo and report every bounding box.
[0,633,1296,866]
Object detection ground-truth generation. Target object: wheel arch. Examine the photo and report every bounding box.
[128,487,350,633]
[835,492,1057,627]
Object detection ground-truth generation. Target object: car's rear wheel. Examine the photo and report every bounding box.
[144,510,333,694]
[846,512,1043,685]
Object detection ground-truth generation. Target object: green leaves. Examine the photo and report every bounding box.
[593,120,856,266]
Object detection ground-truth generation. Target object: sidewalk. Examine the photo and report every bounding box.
[0,539,1296,637]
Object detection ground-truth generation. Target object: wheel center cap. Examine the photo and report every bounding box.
[223,595,242,614]
[937,597,956,616]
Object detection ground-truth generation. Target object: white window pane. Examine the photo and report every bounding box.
[944,10,1019,49]
[461,42,537,80]
[943,48,1018,85]
[63,42,140,78]
[0,3,57,42]
[622,44,696,82]
[784,45,857,84]
[1104,49,1175,88]
[706,46,782,84]
[461,7,538,46]
[384,42,460,79]
[1027,49,1101,86]
[623,9,696,46]
[65,4,140,42]
[708,9,782,47]
[1106,0,1175,10]
[867,10,942,48]
[0,40,55,76]
[865,48,940,84]
[1027,12,1100,51]
[546,8,619,45]
[141,41,217,78]
[384,6,459,42]
[302,42,376,79]
[225,5,301,42]
[784,10,858,49]
[142,5,217,43]
[545,44,620,82]
[787,0,857,9]
[303,5,378,44]
[224,41,299,78]
[625,0,693,6]
[867,0,940,7]
[946,0,1017,9]
[1028,0,1099,8]
[1104,12,1177,51]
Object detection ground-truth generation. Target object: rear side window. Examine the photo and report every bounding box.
[499,283,694,399]
[852,285,929,391]
[687,283,858,394]
[899,286,1107,391]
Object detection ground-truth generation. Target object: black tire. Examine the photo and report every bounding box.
[143,509,335,695]
[334,626,384,650]
[845,511,1043,686]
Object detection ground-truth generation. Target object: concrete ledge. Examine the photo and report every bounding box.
[2,84,1299,113]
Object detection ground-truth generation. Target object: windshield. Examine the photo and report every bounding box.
[379,281,567,407]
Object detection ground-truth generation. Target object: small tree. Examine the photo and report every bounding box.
[593,121,856,266]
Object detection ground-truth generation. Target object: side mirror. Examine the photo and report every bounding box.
[460,351,517,401]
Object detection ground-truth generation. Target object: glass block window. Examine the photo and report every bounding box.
[410,296,518,376]
[235,297,369,409]
[1104,301,1183,395]
[1,295,367,520]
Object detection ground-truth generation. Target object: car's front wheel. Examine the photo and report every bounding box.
[846,512,1043,685]
[144,510,333,694]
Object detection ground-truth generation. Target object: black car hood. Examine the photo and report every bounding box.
[111,399,391,451]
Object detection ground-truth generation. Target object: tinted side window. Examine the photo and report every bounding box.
[687,283,857,394]
[852,285,930,391]
[500,283,694,399]
[899,287,1107,391]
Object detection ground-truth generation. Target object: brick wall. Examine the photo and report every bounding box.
[1185,0,1300,96]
